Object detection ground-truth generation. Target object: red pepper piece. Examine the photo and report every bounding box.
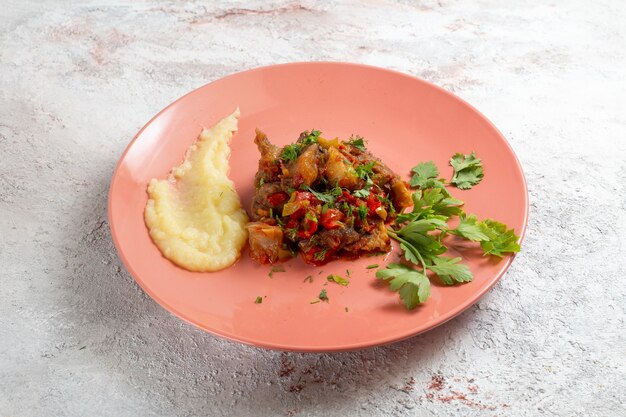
[267,192,289,207]
[319,208,345,229]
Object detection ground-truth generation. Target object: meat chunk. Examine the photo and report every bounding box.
[248,129,408,265]
[291,144,322,187]
[390,178,413,211]
[324,146,360,188]
[316,226,361,251]
[343,222,391,253]
[246,222,289,264]
[254,129,281,185]
[251,182,284,220]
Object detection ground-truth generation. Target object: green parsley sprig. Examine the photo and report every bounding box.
[279,129,322,163]
[347,135,367,150]
[378,155,520,310]
[450,152,484,189]
[409,152,485,191]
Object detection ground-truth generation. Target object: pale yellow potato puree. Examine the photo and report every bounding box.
[144,109,249,272]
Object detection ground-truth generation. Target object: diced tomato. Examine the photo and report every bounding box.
[297,212,318,239]
[366,190,381,214]
[285,218,299,230]
[339,190,357,205]
[294,190,319,204]
[320,208,345,229]
[267,192,288,207]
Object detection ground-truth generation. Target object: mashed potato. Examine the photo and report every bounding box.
[144,109,249,272]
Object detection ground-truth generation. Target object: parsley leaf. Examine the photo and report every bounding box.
[376,264,430,309]
[318,288,329,302]
[366,264,379,269]
[450,152,484,189]
[478,220,521,257]
[409,161,446,189]
[449,214,491,241]
[381,154,521,309]
[357,203,368,220]
[450,215,521,257]
[327,274,350,286]
[353,176,374,198]
[427,257,473,285]
[354,162,376,179]
[396,188,463,224]
[254,296,263,304]
[353,188,370,198]
[302,185,342,204]
[347,135,366,150]
[302,129,321,145]
[280,144,300,163]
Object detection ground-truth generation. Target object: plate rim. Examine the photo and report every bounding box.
[108,61,529,352]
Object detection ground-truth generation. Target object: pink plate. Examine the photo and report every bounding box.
[108,62,528,352]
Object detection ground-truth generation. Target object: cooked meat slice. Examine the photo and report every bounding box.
[254,129,281,185]
[246,222,288,263]
[324,146,360,188]
[291,144,322,187]
[390,178,413,211]
[251,182,284,220]
[315,225,361,251]
[343,222,391,253]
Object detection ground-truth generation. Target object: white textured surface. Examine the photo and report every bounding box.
[1,1,625,416]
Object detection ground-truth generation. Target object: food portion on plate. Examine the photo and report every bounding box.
[246,129,413,265]
[141,108,521,310]
[144,109,249,272]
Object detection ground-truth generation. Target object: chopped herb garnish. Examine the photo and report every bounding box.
[376,194,396,214]
[353,177,374,198]
[357,203,368,220]
[318,288,329,302]
[366,264,379,269]
[304,211,318,223]
[268,265,286,278]
[347,135,367,150]
[302,185,342,204]
[254,296,263,304]
[303,275,314,283]
[302,129,321,145]
[354,162,376,179]
[314,248,329,261]
[280,144,300,163]
[310,300,321,304]
[327,274,349,286]
[346,269,351,277]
